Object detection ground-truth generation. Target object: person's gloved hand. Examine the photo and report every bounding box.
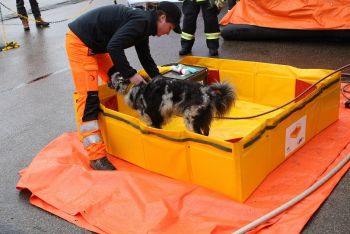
[129,73,147,85]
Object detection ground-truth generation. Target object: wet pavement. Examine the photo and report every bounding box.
[0,0,349,233]
[1,0,86,19]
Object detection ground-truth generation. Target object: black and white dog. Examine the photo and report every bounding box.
[109,72,235,136]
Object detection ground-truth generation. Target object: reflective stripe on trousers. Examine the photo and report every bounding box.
[83,133,102,148]
[181,32,195,40]
[80,119,100,134]
[205,32,221,40]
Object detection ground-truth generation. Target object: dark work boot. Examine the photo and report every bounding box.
[207,38,219,57]
[35,17,50,28]
[179,38,194,56]
[179,48,192,56]
[209,48,219,57]
[90,157,116,170]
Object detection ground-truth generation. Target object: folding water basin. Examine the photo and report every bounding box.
[96,56,340,202]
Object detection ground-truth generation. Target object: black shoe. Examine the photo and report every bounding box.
[90,157,116,170]
[209,49,219,57]
[179,48,191,56]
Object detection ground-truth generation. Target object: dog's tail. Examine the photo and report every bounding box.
[209,82,236,117]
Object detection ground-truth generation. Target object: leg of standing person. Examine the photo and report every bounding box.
[28,0,50,28]
[201,2,220,56]
[65,30,116,170]
[179,0,200,56]
[16,0,30,31]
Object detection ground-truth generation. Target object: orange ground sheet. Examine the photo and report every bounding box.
[220,0,350,30]
[17,99,350,234]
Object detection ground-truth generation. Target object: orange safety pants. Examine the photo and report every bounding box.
[65,30,113,160]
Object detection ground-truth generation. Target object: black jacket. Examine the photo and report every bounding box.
[68,5,160,79]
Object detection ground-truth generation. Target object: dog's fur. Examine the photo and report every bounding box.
[109,73,235,135]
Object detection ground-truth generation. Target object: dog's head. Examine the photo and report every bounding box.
[108,72,131,95]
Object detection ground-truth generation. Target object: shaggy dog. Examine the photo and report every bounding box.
[109,73,235,136]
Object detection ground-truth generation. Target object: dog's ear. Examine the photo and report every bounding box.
[108,71,121,89]
[108,66,118,82]
[109,73,130,95]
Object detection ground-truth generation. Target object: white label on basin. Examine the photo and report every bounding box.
[285,115,307,157]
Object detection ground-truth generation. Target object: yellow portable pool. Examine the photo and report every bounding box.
[94,56,340,202]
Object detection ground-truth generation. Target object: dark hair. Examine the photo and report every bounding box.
[146,2,159,10]
[146,3,168,22]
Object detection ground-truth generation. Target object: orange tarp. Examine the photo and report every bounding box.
[17,99,350,233]
[220,0,350,30]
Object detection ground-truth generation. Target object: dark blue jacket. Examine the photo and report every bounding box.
[68,5,160,79]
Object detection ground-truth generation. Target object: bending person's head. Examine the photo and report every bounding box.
[154,1,182,37]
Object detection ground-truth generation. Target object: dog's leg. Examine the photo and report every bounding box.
[192,119,210,136]
[184,114,204,135]
[192,124,203,135]
[145,110,164,129]
[151,121,162,129]
[188,108,212,136]
[202,125,210,136]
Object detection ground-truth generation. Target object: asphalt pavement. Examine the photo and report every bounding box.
[0,0,349,233]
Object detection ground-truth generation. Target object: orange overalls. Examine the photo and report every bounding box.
[65,30,113,161]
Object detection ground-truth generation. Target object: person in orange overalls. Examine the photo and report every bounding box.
[65,2,182,170]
